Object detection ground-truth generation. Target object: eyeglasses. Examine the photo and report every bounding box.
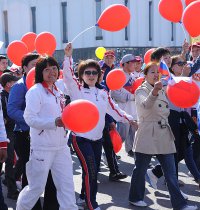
[173,61,187,66]
[84,70,98,76]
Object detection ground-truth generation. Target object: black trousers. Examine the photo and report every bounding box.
[5,130,18,194]
[102,127,120,174]
[14,131,59,210]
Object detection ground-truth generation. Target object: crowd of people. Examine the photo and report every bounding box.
[0,40,200,210]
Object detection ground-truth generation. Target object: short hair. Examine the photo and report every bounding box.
[143,62,158,75]
[78,59,102,84]
[0,55,7,61]
[150,47,171,62]
[35,56,60,84]
[170,55,182,74]
[21,53,39,70]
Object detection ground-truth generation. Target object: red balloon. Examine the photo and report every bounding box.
[158,0,183,23]
[185,0,197,6]
[106,69,126,90]
[166,80,199,108]
[7,41,28,66]
[35,32,56,55]
[132,77,144,93]
[26,68,35,90]
[59,70,63,79]
[182,1,200,37]
[144,48,155,64]
[97,4,131,32]
[21,32,37,52]
[62,99,99,133]
[109,129,122,153]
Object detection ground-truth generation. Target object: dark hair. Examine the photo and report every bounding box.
[143,62,158,75]
[150,47,171,62]
[78,59,101,84]
[21,53,39,71]
[170,55,182,74]
[0,55,7,61]
[35,55,60,84]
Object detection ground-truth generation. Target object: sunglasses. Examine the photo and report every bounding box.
[84,70,98,76]
[173,61,187,66]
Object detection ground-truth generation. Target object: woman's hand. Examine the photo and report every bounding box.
[152,81,162,96]
[181,64,191,76]
[64,43,73,57]
[55,117,65,128]
[130,120,138,130]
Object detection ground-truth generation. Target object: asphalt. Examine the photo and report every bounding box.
[2,145,200,210]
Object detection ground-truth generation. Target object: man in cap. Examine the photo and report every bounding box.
[101,50,115,89]
[98,50,128,181]
[0,73,19,199]
[111,54,138,157]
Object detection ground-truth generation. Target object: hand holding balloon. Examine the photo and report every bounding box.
[65,43,73,57]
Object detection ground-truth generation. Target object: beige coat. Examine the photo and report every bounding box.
[133,81,176,154]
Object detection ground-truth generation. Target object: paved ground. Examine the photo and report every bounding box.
[2,146,200,210]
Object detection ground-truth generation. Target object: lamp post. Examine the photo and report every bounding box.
[116,48,121,67]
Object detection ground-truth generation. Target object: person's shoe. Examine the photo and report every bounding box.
[7,191,19,200]
[109,172,127,181]
[180,190,188,200]
[127,150,134,157]
[181,205,198,210]
[129,200,147,207]
[146,169,158,190]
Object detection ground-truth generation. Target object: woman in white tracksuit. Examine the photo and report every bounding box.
[16,56,78,210]
[63,43,137,210]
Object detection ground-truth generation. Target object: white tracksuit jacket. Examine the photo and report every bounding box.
[63,57,133,141]
[24,83,67,150]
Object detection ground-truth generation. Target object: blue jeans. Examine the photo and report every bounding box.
[0,176,8,210]
[184,145,200,181]
[129,152,187,209]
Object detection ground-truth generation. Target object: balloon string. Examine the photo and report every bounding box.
[179,21,188,43]
[71,26,96,43]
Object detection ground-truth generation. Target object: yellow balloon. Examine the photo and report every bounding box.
[95,47,106,60]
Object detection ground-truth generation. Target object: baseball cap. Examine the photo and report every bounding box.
[0,73,19,87]
[135,56,143,62]
[189,42,200,51]
[121,54,138,64]
[104,50,115,58]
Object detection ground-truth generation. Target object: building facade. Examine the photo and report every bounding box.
[0,0,188,63]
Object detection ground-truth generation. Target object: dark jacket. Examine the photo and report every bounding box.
[1,89,15,132]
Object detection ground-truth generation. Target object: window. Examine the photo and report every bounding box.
[171,22,174,41]
[148,1,153,41]
[95,0,103,40]
[31,7,36,33]
[3,11,9,48]
[124,0,128,40]
[61,2,68,43]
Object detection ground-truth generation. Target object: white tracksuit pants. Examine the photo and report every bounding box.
[16,147,78,210]
[117,122,136,153]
